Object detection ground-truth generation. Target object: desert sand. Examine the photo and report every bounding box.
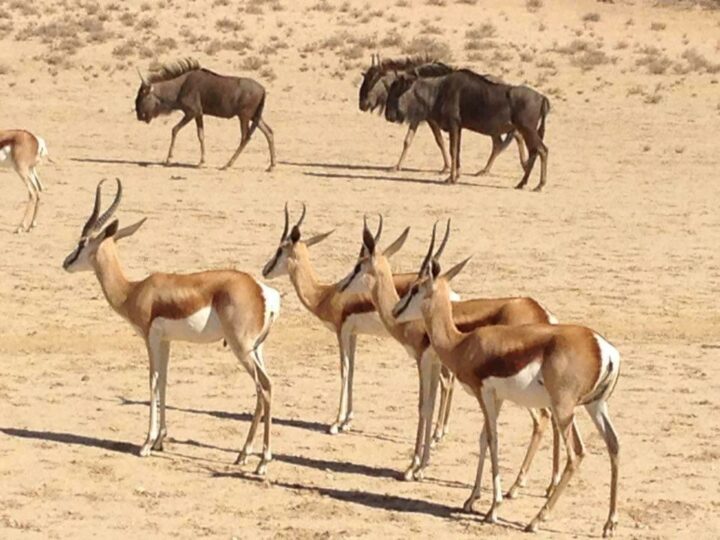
[1,0,720,538]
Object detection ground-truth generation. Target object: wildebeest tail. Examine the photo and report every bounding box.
[247,91,266,141]
[538,96,550,141]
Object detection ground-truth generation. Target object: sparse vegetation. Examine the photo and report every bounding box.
[403,36,453,61]
[582,12,600,23]
[216,18,243,33]
[650,22,667,31]
[526,0,543,11]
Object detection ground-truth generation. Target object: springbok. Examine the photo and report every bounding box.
[386,70,548,188]
[135,58,276,170]
[62,179,280,475]
[340,217,561,489]
[392,226,621,537]
[261,204,455,448]
[1,129,50,233]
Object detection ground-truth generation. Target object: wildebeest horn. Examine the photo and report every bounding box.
[295,203,307,230]
[94,178,123,232]
[434,219,451,261]
[374,213,383,243]
[419,223,437,276]
[136,66,148,86]
[81,179,106,237]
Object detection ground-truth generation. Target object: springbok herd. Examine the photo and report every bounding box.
[4,56,619,537]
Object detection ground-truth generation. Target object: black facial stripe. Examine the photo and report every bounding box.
[341,263,362,291]
[393,288,415,318]
[63,240,85,267]
[263,248,282,276]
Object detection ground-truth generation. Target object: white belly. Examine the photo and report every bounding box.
[485,359,551,408]
[150,306,224,343]
[0,146,14,167]
[345,312,388,337]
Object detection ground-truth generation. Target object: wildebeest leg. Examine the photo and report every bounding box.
[475,135,506,176]
[165,114,193,165]
[222,117,250,170]
[256,118,276,171]
[447,124,462,184]
[428,120,450,174]
[513,131,529,171]
[533,142,549,192]
[514,127,545,190]
[392,122,418,172]
[195,116,205,166]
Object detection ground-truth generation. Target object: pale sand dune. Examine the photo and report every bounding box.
[1,0,719,538]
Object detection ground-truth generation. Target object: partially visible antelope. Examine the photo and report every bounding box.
[1,129,50,233]
[62,179,280,475]
[340,218,561,489]
[261,205,456,448]
[135,58,276,170]
[393,226,621,537]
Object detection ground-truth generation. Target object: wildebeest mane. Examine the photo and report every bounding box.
[145,57,201,84]
[456,68,507,86]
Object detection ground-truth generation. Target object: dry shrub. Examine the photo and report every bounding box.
[554,39,612,71]
[426,0,446,5]
[466,23,497,40]
[119,12,136,27]
[456,0,478,4]
[635,46,672,75]
[526,0,543,11]
[0,62,11,75]
[650,22,667,31]
[678,48,720,74]
[403,36,452,60]
[380,30,404,48]
[310,0,334,11]
[241,56,264,71]
[582,12,600,23]
[216,18,243,32]
[136,16,158,31]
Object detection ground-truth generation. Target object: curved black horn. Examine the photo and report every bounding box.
[374,213,383,243]
[281,202,290,240]
[419,222,437,275]
[295,203,307,230]
[81,179,106,237]
[434,218,451,261]
[136,66,149,86]
[94,178,122,231]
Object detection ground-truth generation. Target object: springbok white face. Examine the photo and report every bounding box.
[262,203,333,280]
[62,179,146,273]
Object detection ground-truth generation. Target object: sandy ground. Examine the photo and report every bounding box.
[1,0,720,538]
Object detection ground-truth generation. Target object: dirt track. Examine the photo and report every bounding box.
[2,0,720,538]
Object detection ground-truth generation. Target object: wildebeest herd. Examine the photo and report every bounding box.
[4,56,622,538]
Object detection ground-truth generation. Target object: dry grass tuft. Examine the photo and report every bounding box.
[403,36,453,61]
[582,12,601,23]
[526,0,543,11]
[650,22,667,31]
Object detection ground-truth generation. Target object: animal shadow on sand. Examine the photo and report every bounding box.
[117,396,328,434]
[70,157,199,169]
[0,427,137,454]
[303,170,510,190]
[280,159,432,173]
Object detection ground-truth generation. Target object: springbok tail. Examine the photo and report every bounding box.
[36,136,55,164]
[247,91,266,141]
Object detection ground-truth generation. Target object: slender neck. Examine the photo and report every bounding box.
[287,243,328,313]
[369,256,402,332]
[152,77,187,110]
[92,240,132,317]
[422,279,463,361]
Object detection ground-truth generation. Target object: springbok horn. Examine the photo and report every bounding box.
[377,52,381,64]
[434,218,451,261]
[281,202,290,240]
[136,66,148,86]
[362,215,375,254]
[419,223,437,276]
[295,203,307,230]
[81,179,106,237]
[94,178,123,232]
[374,213,383,243]
[371,54,376,67]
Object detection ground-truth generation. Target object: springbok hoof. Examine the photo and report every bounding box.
[235,451,250,465]
[328,423,340,435]
[138,444,153,457]
[532,185,543,193]
[484,511,498,524]
[255,461,268,476]
[524,521,539,533]
[602,518,617,537]
[475,169,489,176]
[505,485,520,500]
[462,497,478,514]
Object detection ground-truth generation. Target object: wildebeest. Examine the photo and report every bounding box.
[359,55,524,175]
[0,129,50,232]
[386,69,549,190]
[135,58,276,171]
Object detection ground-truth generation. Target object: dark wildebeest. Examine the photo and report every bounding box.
[386,69,549,190]
[359,55,524,175]
[135,58,276,170]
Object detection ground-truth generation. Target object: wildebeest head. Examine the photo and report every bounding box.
[385,76,415,124]
[134,68,164,123]
[359,53,384,112]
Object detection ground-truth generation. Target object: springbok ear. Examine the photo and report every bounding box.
[383,227,410,258]
[305,230,334,247]
[442,257,472,283]
[290,226,301,244]
[115,218,147,241]
[102,219,120,239]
